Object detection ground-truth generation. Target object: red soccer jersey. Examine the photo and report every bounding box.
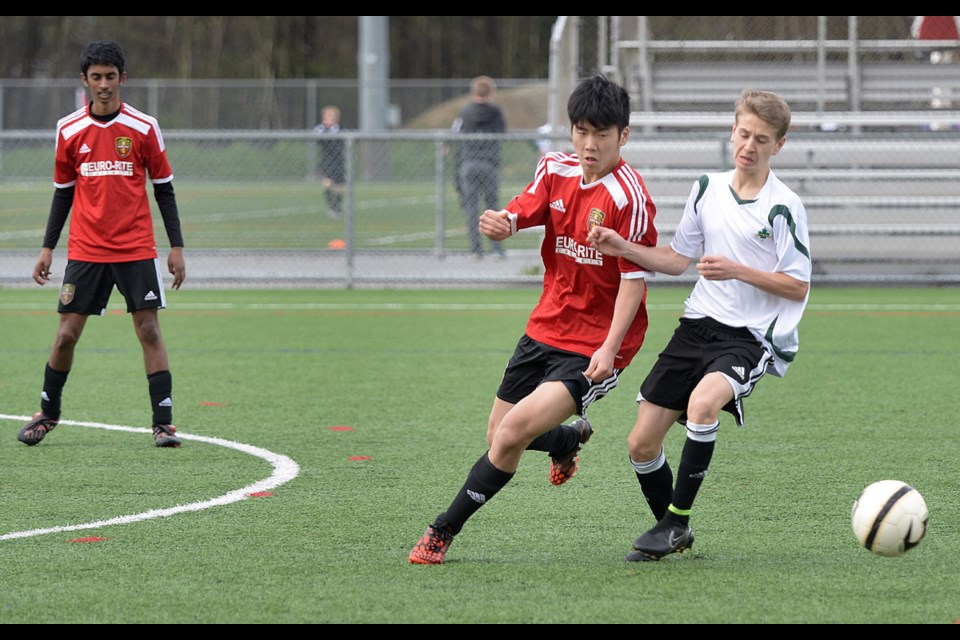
[505,152,658,368]
[54,102,173,262]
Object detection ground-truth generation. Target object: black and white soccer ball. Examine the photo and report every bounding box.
[851,480,928,557]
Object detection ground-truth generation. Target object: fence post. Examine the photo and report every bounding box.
[847,16,862,134]
[0,85,4,178]
[817,16,828,115]
[345,136,355,289]
[435,136,447,259]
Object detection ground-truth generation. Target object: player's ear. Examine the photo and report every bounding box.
[119,71,127,85]
[619,126,630,146]
[772,136,786,156]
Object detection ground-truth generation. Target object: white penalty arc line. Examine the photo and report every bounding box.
[0,414,300,541]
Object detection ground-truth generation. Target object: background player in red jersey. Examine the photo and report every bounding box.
[18,40,187,449]
[410,74,659,564]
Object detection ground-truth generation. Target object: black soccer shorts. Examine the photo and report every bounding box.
[497,334,620,416]
[58,258,166,315]
[638,316,772,426]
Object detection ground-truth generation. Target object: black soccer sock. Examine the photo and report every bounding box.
[40,363,69,420]
[435,451,514,535]
[526,423,576,455]
[662,509,689,528]
[147,370,173,425]
[671,433,716,514]
[631,450,674,520]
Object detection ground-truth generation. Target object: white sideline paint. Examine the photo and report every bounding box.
[0,414,300,541]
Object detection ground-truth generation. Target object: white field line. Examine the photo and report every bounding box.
[3,302,960,312]
[0,415,300,541]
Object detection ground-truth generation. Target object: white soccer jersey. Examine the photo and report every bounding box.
[670,169,811,377]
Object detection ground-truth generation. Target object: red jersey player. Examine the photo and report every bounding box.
[18,40,186,449]
[410,74,658,564]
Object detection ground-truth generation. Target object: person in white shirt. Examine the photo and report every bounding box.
[588,88,812,562]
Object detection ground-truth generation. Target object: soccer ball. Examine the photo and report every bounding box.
[851,480,928,557]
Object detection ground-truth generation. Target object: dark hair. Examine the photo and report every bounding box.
[567,74,631,133]
[81,40,125,75]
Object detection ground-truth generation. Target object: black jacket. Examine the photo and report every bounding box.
[453,101,506,168]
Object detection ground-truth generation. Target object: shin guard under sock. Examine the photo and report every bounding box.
[435,451,514,534]
[148,370,173,425]
[671,436,715,512]
[631,450,674,520]
[40,363,69,420]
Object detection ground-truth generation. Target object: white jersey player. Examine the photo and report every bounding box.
[589,89,812,562]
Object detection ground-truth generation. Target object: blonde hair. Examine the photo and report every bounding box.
[471,75,496,99]
[735,89,791,139]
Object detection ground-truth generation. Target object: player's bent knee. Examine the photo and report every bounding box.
[627,434,661,462]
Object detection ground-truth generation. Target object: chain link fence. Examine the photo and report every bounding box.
[1,16,958,288]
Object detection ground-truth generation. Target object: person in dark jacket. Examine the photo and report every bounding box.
[314,105,345,218]
[453,76,507,258]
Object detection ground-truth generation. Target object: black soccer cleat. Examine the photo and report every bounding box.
[18,412,59,446]
[625,517,695,562]
[152,424,182,448]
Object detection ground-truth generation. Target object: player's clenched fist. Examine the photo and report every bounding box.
[479,209,511,241]
[587,226,628,257]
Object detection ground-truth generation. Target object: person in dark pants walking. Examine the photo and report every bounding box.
[453,76,507,259]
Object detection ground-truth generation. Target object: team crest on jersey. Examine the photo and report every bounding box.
[115,137,132,159]
[60,283,76,305]
[587,208,605,230]
[756,227,771,240]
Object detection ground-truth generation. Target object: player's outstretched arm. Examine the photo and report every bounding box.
[588,227,691,276]
[697,254,808,301]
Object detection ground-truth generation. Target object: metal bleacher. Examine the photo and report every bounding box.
[546,17,960,283]
[631,60,960,114]
[620,127,960,283]
[622,134,960,281]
